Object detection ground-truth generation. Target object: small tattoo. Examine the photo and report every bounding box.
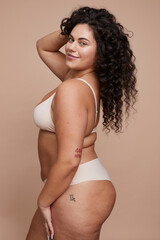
[74,148,82,158]
[75,148,82,153]
[69,194,76,202]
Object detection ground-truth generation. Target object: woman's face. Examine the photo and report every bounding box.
[65,24,97,71]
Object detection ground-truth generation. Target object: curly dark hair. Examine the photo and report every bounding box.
[60,6,138,134]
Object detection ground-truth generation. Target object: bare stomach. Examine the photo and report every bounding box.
[38,129,98,181]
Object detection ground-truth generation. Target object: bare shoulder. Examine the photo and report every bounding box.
[57,78,84,89]
[55,78,87,100]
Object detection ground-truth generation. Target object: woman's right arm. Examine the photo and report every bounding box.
[36,30,69,81]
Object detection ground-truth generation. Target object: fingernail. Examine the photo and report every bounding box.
[47,235,50,240]
[51,233,54,239]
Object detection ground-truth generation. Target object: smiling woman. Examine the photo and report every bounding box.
[26,6,137,240]
[65,24,97,71]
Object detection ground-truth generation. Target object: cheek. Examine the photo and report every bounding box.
[82,48,96,62]
[65,43,69,53]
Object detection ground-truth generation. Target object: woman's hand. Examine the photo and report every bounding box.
[38,205,54,239]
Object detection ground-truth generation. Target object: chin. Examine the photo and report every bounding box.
[66,63,82,71]
[66,62,91,71]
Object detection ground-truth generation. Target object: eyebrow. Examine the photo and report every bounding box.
[69,34,90,42]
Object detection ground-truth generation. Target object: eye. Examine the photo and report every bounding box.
[68,38,74,43]
[80,42,87,46]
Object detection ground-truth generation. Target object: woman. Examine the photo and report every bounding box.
[26,6,138,240]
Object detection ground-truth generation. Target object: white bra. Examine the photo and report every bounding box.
[33,78,98,133]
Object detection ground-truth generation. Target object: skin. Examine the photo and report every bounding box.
[26,24,116,240]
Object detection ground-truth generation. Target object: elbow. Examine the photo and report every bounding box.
[36,39,45,52]
[36,40,41,51]
[71,159,80,169]
[60,157,80,170]
[71,157,81,170]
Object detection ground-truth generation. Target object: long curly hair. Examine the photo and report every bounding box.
[60,6,138,134]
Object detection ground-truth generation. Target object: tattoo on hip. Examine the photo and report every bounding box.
[69,194,76,202]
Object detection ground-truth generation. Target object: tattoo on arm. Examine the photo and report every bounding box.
[74,148,82,158]
[69,194,76,202]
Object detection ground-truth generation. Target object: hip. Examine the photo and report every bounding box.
[43,158,111,185]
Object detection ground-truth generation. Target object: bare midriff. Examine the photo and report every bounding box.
[38,129,98,181]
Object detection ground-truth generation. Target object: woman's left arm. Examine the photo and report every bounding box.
[37,80,88,235]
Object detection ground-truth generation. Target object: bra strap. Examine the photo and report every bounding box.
[76,78,98,124]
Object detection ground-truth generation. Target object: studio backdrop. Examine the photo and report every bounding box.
[0,0,160,239]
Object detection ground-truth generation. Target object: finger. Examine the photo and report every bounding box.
[44,222,50,238]
[48,221,54,239]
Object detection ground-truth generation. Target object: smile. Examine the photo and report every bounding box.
[67,53,79,60]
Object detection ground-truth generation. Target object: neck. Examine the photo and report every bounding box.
[66,68,95,79]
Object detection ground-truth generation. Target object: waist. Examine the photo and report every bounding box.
[43,158,111,185]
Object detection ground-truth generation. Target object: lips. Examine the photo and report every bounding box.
[67,53,79,60]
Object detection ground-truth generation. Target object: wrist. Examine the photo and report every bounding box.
[37,195,48,209]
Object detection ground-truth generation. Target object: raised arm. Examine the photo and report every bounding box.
[37,79,88,207]
[36,30,69,81]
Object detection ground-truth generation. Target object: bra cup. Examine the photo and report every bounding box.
[33,93,56,133]
[33,79,98,134]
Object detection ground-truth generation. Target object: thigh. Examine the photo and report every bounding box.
[26,208,47,240]
[51,180,116,240]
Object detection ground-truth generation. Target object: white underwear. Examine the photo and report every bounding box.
[43,158,111,185]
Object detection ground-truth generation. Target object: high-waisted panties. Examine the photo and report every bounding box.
[43,158,111,185]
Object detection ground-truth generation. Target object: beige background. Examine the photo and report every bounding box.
[0,0,160,239]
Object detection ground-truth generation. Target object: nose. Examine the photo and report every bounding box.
[68,41,77,52]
